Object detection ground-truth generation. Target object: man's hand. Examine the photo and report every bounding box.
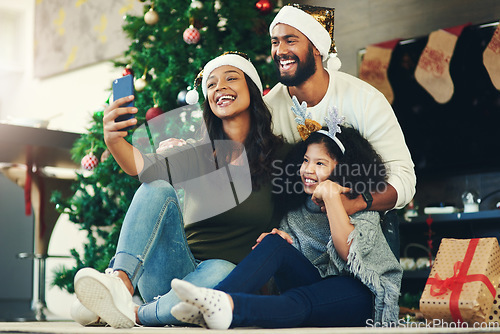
[252,228,293,249]
[340,184,398,215]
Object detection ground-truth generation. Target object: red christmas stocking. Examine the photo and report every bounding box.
[415,23,470,104]
[359,39,400,104]
[483,21,500,90]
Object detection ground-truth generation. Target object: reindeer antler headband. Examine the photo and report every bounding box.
[291,95,345,154]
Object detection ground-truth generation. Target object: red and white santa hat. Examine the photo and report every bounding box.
[186,52,263,105]
[269,4,341,71]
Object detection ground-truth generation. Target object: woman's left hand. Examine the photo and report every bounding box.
[252,228,293,249]
[311,180,350,210]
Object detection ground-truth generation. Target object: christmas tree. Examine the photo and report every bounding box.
[51,0,279,293]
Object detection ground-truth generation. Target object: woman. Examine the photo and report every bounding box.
[72,52,284,328]
[170,105,403,329]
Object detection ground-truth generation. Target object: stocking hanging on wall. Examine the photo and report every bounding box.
[415,23,470,104]
[483,21,500,90]
[359,39,400,104]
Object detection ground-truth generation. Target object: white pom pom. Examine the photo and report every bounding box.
[185,89,199,105]
[325,53,342,71]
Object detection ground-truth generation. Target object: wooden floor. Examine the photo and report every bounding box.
[1,321,500,334]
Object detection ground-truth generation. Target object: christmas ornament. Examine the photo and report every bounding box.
[483,22,500,90]
[185,89,199,105]
[253,18,268,35]
[263,87,271,95]
[255,0,272,15]
[359,39,400,104]
[177,89,188,105]
[81,153,98,171]
[144,7,159,25]
[122,65,134,77]
[135,76,147,92]
[190,0,203,10]
[183,25,201,44]
[415,23,470,104]
[146,105,164,121]
[100,149,111,163]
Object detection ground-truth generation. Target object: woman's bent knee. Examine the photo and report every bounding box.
[138,180,178,202]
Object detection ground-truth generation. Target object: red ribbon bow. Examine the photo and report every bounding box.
[426,238,496,322]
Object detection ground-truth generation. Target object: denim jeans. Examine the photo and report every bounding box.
[109,180,235,326]
[215,234,374,328]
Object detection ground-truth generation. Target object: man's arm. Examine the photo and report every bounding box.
[354,84,416,211]
[341,184,397,216]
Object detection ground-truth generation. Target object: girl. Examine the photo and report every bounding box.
[170,102,403,329]
[72,52,284,328]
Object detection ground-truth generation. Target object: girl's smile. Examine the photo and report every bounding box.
[300,142,337,194]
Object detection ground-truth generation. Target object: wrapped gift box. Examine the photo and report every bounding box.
[420,238,500,325]
[487,285,500,324]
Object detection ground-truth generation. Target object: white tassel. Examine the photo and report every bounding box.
[185,89,199,105]
[325,53,342,71]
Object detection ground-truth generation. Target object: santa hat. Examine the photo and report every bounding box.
[186,52,263,105]
[269,4,341,71]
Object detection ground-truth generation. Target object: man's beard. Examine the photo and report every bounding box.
[274,45,317,87]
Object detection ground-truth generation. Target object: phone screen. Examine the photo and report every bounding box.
[112,74,135,131]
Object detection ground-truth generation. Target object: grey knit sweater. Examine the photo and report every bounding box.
[279,198,403,324]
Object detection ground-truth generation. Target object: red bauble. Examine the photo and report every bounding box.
[183,25,201,44]
[146,105,164,121]
[81,153,98,171]
[122,66,134,77]
[255,0,272,14]
[263,87,271,96]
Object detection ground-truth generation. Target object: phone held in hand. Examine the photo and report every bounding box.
[112,74,135,131]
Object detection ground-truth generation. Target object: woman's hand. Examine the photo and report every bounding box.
[103,95,137,146]
[156,138,187,154]
[252,228,293,249]
[311,180,350,210]
[102,95,144,176]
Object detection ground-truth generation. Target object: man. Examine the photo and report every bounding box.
[263,4,416,217]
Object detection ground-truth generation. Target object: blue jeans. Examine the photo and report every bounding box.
[215,234,374,328]
[109,180,235,326]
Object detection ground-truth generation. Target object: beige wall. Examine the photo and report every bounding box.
[0,0,126,134]
[301,0,500,75]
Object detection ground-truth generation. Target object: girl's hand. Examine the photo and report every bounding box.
[252,228,293,249]
[311,180,350,209]
[103,95,137,145]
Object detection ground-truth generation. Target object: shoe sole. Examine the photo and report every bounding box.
[75,276,135,329]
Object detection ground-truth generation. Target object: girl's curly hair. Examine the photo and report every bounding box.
[275,125,387,213]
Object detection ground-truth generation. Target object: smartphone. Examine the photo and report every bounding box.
[112,74,135,131]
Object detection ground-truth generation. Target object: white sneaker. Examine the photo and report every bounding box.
[70,299,107,326]
[74,267,136,329]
